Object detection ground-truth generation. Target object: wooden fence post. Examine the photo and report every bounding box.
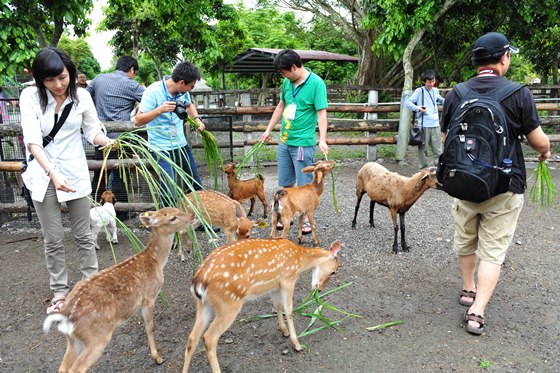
[396,89,413,161]
[365,90,378,161]
[241,93,252,163]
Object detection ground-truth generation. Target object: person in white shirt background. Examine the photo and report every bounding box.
[20,47,115,315]
[406,70,445,170]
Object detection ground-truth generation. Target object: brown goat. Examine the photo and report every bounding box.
[223,162,268,218]
[351,163,440,253]
[43,207,196,372]
[178,190,256,261]
[270,160,335,245]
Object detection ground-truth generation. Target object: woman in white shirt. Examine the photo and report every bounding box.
[20,47,115,315]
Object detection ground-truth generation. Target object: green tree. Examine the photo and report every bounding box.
[57,35,101,79]
[99,0,245,81]
[0,0,94,76]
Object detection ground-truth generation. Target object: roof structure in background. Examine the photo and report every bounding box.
[223,48,359,73]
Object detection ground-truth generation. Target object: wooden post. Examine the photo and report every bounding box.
[365,90,378,161]
[241,93,253,163]
[396,89,413,161]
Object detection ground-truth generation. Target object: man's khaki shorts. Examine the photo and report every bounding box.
[452,192,524,265]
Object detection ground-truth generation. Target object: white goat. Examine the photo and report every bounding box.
[90,190,118,249]
[351,163,440,253]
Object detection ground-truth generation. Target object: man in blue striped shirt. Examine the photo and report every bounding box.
[87,57,145,215]
[86,56,145,121]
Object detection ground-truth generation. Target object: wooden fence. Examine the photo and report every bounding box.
[1,93,559,214]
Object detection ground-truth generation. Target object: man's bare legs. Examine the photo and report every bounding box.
[459,254,501,329]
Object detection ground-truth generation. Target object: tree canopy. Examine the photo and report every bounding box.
[0,0,94,76]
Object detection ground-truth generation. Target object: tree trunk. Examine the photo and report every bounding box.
[356,33,377,86]
[396,0,459,161]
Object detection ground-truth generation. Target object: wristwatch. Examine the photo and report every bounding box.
[44,168,51,176]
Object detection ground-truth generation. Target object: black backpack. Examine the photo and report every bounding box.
[437,81,523,203]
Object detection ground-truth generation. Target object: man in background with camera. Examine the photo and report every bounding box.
[135,61,206,207]
[405,69,445,170]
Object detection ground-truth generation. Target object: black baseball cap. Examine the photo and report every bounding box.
[472,32,519,58]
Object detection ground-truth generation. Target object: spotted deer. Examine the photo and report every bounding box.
[178,190,257,261]
[182,238,342,373]
[43,207,196,372]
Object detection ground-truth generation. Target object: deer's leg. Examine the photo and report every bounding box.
[369,200,376,228]
[281,212,292,239]
[391,208,399,254]
[183,300,213,373]
[203,301,243,373]
[59,336,79,373]
[141,301,163,364]
[307,212,319,245]
[69,331,113,373]
[297,214,304,243]
[270,213,278,238]
[280,283,302,351]
[351,191,364,229]
[110,219,118,243]
[248,197,256,216]
[399,212,409,252]
[257,189,268,218]
[271,290,289,336]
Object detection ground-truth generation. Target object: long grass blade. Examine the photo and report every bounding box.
[366,320,404,331]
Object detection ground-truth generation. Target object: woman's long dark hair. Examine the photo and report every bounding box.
[31,47,78,113]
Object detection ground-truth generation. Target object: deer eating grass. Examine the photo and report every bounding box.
[178,190,256,261]
[43,207,196,373]
[270,160,335,245]
[182,238,342,373]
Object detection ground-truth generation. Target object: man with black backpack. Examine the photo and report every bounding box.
[440,32,550,335]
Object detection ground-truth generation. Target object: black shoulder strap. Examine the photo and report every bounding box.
[420,88,424,127]
[453,82,471,101]
[493,81,524,103]
[43,102,73,148]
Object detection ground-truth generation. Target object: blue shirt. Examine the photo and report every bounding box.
[406,86,445,128]
[138,77,192,151]
[86,70,145,121]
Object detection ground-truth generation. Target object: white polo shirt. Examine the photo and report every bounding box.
[20,87,106,203]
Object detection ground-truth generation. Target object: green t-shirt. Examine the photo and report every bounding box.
[279,69,328,147]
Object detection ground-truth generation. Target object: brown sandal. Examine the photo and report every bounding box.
[459,290,476,307]
[464,312,485,335]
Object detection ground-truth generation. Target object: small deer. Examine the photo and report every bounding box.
[178,190,257,261]
[223,162,268,218]
[182,238,342,373]
[270,160,335,245]
[43,207,196,372]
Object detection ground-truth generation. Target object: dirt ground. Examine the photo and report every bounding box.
[0,159,559,373]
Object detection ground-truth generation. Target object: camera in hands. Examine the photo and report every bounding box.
[173,102,188,119]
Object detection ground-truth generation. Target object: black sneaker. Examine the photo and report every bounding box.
[195,225,221,233]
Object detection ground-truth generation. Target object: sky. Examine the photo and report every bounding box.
[84,0,114,71]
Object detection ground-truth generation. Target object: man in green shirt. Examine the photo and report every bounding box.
[261,49,329,234]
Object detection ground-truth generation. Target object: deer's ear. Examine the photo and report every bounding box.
[329,240,342,257]
[139,211,156,227]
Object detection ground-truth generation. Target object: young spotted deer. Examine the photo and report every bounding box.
[182,238,342,373]
[178,190,257,261]
[43,207,196,373]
